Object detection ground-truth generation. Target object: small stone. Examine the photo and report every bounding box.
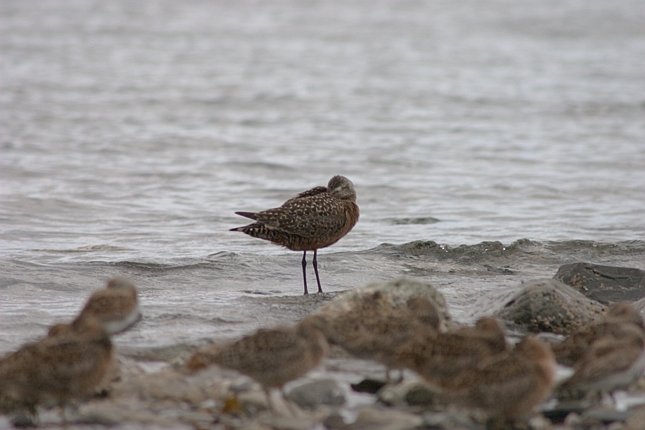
[323,412,348,429]
[117,368,215,404]
[258,413,322,430]
[421,410,483,430]
[563,412,583,427]
[286,379,346,409]
[527,414,553,430]
[236,390,272,415]
[608,422,626,430]
[10,413,39,429]
[582,407,629,425]
[405,384,439,407]
[347,406,423,430]
[378,381,438,407]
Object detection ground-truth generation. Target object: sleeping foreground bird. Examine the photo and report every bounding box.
[437,336,557,427]
[74,277,142,335]
[48,277,142,338]
[45,277,141,400]
[303,291,445,380]
[0,317,113,427]
[394,317,510,387]
[185,318,329,413]
[231,175,359,294]
[552,301,645,367]
[557,323,645,402]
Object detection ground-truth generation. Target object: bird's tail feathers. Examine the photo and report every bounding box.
[234,211,258,220]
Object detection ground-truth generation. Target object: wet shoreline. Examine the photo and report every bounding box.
[3,239,645,355]
[3,239,645,428]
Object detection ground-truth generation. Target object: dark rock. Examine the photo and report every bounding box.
[554,262,645,303]
[404,384,439,407]
[10,413,39,428]
[543,400,590,423]
[494,279,606,335]
[351,378,386,394]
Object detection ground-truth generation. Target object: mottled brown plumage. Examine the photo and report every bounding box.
[442,336,556,421]
[395,317,509,386]
[558,324,645,400]
[306,293,443,380]
[185,319,328,411]
[553,302,644,366]
[48,277,141,337]
[0,317,113,426]
[307,291,411,343]
[231,175,359,294]
[76,278,141,335]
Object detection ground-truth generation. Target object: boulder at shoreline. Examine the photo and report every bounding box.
[554,262,645,304]
[495,279,606,335]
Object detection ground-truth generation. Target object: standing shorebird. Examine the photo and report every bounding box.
[231,175,359,294]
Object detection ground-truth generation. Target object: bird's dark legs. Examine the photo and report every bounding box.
[312,249,323,293]
[301,251,308,295]
[264,387,276,411]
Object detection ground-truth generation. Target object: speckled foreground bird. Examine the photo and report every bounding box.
[231,175,359,294]
[43,277,139,404]
[442,336,557,423]
[558,324,645,401]
[47,278,141,338]
[76,277,141,335]
[0,317,113,426]
[395,317,509,386]
[185,319,329,412]
[553,302,644,367]
[304,292,444,379]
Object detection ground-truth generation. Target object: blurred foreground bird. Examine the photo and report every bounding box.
[0,317,113,427]
[440,336,556,424]
[304,292,444,380]
[231,175,359,294]
[552,301,644,367]
[48,277,142,338]
[395,317,509,386]
[557,323,645,401]
[185,319,329,413]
